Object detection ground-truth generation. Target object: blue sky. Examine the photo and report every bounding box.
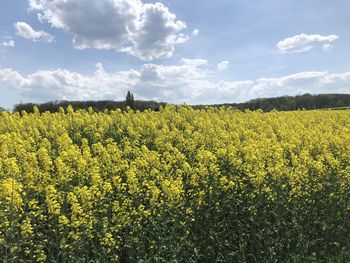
[1,0,350,108]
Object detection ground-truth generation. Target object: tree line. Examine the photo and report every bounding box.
[12,92,166,113]
[195,93,350,111]
[7,93,350,113]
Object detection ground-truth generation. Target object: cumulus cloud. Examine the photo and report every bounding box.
[251,72,329,98]
[14,22,54,43]
[217,61,229,71]
[2,40,15,48]
[276,33,338,53]
[192,29,199,36]
[28,0,189,61]
[1,60,350,105]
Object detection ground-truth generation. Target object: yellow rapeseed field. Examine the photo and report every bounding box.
[0,106,349,262]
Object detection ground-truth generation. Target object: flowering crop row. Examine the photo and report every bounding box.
[0,106,349,262]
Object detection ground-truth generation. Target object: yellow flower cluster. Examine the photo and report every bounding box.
[0,107,349,262]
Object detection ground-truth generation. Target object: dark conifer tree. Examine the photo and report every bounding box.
[126,90,135,109]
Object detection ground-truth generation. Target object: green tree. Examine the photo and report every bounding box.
[126,90,135,109]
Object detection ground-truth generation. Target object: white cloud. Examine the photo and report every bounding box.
[322,44,333,52]
[1,60,350,105]
[180,58,208,67]
[217,61,229,71]
[276,33,338,53]
[14,22,54,43]
[0,68,28,89]
[192,29,199,36]
[2,40,15,48]
[251,72,329,98]
[28,0,190,61]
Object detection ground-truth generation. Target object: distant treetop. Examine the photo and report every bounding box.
[126,91,135,109]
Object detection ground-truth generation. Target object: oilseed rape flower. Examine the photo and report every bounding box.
[0,106,349,262]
